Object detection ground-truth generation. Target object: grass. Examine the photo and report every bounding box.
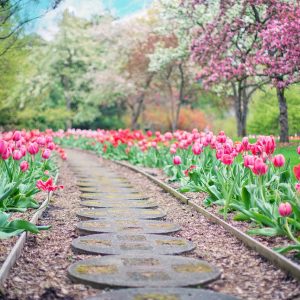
[275,144,299,169]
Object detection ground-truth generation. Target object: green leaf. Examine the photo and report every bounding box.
[274,244,300,254]
[241,186,251,210]
[247,227,282,237]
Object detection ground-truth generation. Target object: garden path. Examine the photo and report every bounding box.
[66,149,238,300]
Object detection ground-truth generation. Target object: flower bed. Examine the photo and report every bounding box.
[0,129,65,240]
[55,128,300,259]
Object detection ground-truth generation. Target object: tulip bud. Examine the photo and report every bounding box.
[20,161,29,172]
[278,202,292,217]
[173,156,181,165]
[272,154,285,168]
[42,149,51,159]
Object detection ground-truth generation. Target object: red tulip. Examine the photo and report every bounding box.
[173,156,181,165]
[294,164,300,181]
[252,158,268,176]
[272,154,285,168]
[36,177,63,192]
[278,202,292,217]
[20,161,29,172]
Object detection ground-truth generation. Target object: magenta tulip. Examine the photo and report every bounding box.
[42,149,51,159]
[12,150,23,161]
[272,154,285,168]
[278,202,292,217]
[20,161,29,172]
[173,156,181,165]
[28,142,39,155]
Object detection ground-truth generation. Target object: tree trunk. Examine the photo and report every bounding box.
[130,74,153,130]
[276,87,289,143]
[65,92,72,129]
[232,81,248,137]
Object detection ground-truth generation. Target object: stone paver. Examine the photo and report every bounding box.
[68,254,220,288]
[87,288,239,300]
[80,200,158,209]
[77,219,182,235]
[72,233,195,255]
[77,208,166,220]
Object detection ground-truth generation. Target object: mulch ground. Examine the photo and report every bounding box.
[2,149,300,300]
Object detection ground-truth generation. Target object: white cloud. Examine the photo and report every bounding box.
[36,0,104,41]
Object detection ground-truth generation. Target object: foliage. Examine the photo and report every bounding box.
[248,86,300,136]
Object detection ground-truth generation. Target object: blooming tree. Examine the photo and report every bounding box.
[255,2,300,142]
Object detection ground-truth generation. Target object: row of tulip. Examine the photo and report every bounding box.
[0,130,65,239]
[56,128,300,256]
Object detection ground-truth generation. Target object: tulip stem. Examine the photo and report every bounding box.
[284,218,300,245]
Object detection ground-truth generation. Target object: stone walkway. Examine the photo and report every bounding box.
[66,149,238,300]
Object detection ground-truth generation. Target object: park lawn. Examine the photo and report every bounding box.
[275,144,299,169]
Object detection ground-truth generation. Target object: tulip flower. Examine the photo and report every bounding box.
[297,146,300,155]
[0,140,8,155]
[12,150,23,161]
[36,177,63,192]
[278,202,292,217]
[12,131,22,142]
[28,142,39,155]
[192,143,202,155]
[251,158,268,176]
[296,183,300,193]
[294,164,300,181]
[173,156,181,165]
[1,147,11,160]
[42,149,51,159]
[272,154,285,168]
[20,161,29,172]
[221,154,234,165]
[244,155,255,168]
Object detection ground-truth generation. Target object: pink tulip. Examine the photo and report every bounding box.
[170,147,177,154]
[221,154,234,165]
[0,140,8,155]
[42,149,51,159]
[278,202,292,217]
[252,158,268,176]
[12,131,22,141]
[13,150,22,161]
[1,147,11,160]
[173,156,181,165]
[192,144,202,155]
[20,161,29,172]
[28,142,39,155]
[244,155,255,168]
[272,154,285,168]
[36,136,46,146]
[297,146,300,155]
[296,183,300,193]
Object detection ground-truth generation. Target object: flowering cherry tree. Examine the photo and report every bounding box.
[189,0,298,140]
[255,3,300,142]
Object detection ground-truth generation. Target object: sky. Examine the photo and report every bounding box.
[31,0,152,40]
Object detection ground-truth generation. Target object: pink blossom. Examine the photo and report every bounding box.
[278,202,292,217]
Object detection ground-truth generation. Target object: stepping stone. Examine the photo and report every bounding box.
[87,288,239,300]
[68,254,220,288]
[79,187,139,194]
[77,219,181,235]
[80,193,149,201]
[77,208,166,220]
[72,233,195,255]
[77,182,133,188]
[80,200,158,209]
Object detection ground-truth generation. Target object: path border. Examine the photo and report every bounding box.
[0,172,59,291]
[113,160,300,282]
